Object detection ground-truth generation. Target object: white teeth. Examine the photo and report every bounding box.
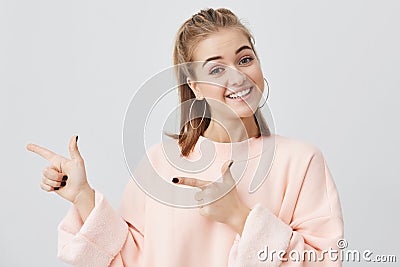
[227,87,251,99]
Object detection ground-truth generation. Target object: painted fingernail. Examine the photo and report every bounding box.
[172,177,179,183]
[61,181,66,186]
[76,136,79,142]
[228,161,234,167]
[62,175,68,181]
[54,187,60,190]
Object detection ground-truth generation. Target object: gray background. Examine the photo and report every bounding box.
[1,0,399,266]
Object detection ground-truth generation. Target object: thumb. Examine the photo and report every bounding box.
[69,135,82,160]
[221,160,234,184]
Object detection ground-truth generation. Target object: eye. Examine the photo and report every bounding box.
[239,56,254,65]
[209,66,225,75]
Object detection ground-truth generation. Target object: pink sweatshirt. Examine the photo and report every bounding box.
[57,134,344,266]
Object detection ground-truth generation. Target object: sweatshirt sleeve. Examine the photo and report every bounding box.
[57,178,146,267]
[228,148,344,267]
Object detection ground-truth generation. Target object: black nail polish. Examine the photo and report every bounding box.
[54,187,60,190]
[76,136,79,142]
[62,175,68,181]
[228,161,234,168]
[172,177,179,183]
[61,181,66,186]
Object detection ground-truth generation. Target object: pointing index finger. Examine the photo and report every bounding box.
[173,177,211,188]
[26,143,57,161]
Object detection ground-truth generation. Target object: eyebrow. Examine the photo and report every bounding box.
[201,45,253,68]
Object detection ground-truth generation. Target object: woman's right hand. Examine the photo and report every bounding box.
[26,135,92,205]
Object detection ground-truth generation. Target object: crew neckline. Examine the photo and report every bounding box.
[198,134,260,144]
[191,134,275,162]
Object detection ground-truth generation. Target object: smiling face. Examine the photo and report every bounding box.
[187,28,264,120]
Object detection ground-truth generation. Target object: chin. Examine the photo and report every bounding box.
[233,106,258,118]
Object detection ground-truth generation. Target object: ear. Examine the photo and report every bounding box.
[186,77,203,99]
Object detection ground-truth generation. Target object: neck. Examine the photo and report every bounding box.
[202,115,260,143]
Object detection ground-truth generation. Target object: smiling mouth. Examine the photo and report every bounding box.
[225,86,253,99]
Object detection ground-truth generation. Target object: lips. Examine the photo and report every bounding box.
[225,86,253,99]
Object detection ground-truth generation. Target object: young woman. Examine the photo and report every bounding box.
[27,8,344,266]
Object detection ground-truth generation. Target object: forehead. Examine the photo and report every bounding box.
[192,28,250,61]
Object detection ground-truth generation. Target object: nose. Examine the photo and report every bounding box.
[227,67,246,87]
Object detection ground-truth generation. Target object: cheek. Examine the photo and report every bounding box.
[201,84,226,99]
[245,66,264,92]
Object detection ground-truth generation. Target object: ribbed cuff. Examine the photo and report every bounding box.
[57,191,128,267]
[229,203,293,267]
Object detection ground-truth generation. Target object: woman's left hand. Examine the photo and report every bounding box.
[174,160,251,235]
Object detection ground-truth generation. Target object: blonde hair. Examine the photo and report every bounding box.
[165,8,270,157]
